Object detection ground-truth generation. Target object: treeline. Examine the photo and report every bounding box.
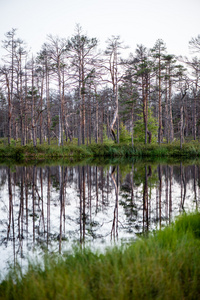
[0,26,199,147]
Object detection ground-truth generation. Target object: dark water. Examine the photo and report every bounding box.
[0,161,199,276]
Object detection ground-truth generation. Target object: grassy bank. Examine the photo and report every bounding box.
[1,141,200,161]
[1,212,200,299]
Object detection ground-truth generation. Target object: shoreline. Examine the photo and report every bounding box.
[1,142,200,161]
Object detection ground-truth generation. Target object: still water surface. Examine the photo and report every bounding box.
[0,160,199,276]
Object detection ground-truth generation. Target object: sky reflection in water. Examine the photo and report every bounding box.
[0,162,199,276]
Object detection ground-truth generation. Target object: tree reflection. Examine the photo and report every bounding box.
[7,167,16,263]
[143,165,152,233]
[111,166,119,240]
[0,161,199,270]
[158,164,162,229]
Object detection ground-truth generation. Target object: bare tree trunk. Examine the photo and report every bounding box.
[31,58,36,147]
[39,75,44,144]
[110,108,118,142]
[180,103,184,149]
[24,64,28,145]
[142,74,148,145]
[81,72,86,145]
[46,61,51,145]
[165,76,169,143]
[158,59,162,144]
[95,94,99,143]
[180,91,187,149]
[18,53,24,146]
[100,102,104,144]
[87,86,91,144]
[58,57,64,146]
[169,75,174,142]
[193,89,197,140]
[5,74,12,145]
[131,104,134,146]
[107,37,121,144]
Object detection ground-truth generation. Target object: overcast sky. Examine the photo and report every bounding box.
[0,0,200,58]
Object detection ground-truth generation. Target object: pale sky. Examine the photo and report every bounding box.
[0,0,200,58]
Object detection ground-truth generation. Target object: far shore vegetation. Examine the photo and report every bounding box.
[1,29,200,162]
[1,138,200,162]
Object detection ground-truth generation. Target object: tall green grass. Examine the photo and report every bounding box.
[1,141,200,161]
[1,212,200,299]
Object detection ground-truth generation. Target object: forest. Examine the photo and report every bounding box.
[1,26,200,299]
[0,26,200,148]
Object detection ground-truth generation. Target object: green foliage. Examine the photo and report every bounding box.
[51,115,59,130]
[134,109,158,143]
[102,125,113,144]
[1,213,200,299]
[119,123,131,143]
[133,163,158,187]
[1,139,200,161]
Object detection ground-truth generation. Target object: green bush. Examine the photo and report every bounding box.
[134,109,158,144]
[119,123,132,143]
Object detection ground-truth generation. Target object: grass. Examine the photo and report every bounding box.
[0,143,92,161]
[1,140,200,161]
[0,212,200,299]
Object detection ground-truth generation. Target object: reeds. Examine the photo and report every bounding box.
[1,141,200,161]
[1,212,200,299]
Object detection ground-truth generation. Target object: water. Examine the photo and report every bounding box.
[0,160,199,277]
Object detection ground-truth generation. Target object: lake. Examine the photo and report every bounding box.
[0,159,199,277]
